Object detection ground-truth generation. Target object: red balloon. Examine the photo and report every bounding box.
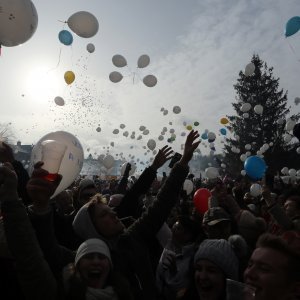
[193,188,211,214]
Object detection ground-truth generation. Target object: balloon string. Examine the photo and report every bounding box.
[46,47,62,73]
[286,39,300,62]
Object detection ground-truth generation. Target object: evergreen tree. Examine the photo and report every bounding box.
[223,54,299,177]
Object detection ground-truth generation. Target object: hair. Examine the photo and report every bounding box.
[87,193,108,229]
[256,233,300,281]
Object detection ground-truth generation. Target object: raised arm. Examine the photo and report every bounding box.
[0,162,57,300]
[128,130,200,243]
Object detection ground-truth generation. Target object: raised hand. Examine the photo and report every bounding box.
[26,161,62,212]
[151,145,173,170]
[179,130,200,166]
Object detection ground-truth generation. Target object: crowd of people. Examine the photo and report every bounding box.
[0,130,300,300]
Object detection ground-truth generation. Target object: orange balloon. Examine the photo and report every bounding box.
[64,71,75,85]
[220,117,229,125]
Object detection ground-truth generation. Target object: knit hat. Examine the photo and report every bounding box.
[75,238,112,267]
[203,207,231,226]
[72,204,103,240]
[194,239,239,280]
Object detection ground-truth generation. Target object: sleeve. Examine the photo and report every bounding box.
[267,203,294,230]
[115,166,157,219]
[2,199,57,300]
[127,163,189,246]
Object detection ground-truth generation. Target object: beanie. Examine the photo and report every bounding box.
[75,238,112,267]
[194,239,238,280]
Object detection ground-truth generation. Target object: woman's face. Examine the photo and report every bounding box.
[194,259,226,300]
[77,252,111,289]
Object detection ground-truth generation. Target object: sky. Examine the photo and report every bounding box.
[1,0,300,168]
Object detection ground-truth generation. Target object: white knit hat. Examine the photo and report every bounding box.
[194,239,239,280]
[75,238,112,267]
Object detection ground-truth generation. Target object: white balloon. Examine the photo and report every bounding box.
[158,135,164,141]
[120,124,125,129]
[143,129,149,135]
[245,144,251,150]
[205,167,219,179]
[96,127,101,132]
[294,97,300,105]
[139,125,146,131]
[297,147,300,154]
[109,71,123,83]
[240,154,247,162]
[254,104,263,115]
[283,134,292,143]
[123,131,129,137]
[241,170,246,176]
[163,110,168,116]
[54,96,64,106]
[86,43,95,53]
[110,142,114,147]
[221,163,226,168]
[250,183,262,197]
[113,129,119,134]
[67,11,99,38]
[269,142,273,146]
[207,132,216,141]
[243,113,249,118]
[29,131,84,198]
[0,0,38,47]
[103,154,114,169]
[143,75,157,87]
[137,54,150,68]
[289,168,297,177]
[241,103,251,112]
[112,54,127,67]
[137,135,142,140]
[285,120,296,132]
[173,106,181,114]
[183,179,194,195]
[246,151,251,157]
[147,139,156,151]
[245,63,255,76]
[277,118,285,125]
[281,167,289,175]
[169,128,175,134]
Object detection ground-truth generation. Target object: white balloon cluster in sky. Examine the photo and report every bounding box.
[109,54,157,87]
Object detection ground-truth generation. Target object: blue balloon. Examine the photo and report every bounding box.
[244,155,266,180]
[58,30,73,45]
[220,128,227,135]
[201,133,208,140]
[285,16,300,37]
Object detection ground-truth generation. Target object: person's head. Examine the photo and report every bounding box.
[53,189,73,214]
[244,233,300,300]
[193,239,239,300]
[171,216,203,246]
[73,194,125,241]
[202,207,232,239]
[73,178,97,210]
[284,195,300,219]
[75,238,112,289]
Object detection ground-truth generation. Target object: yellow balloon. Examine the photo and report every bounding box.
[186,125,193,131]
[64,71,75,85]
[220,117,229,125]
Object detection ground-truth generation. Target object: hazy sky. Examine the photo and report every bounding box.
[1,0,300,164]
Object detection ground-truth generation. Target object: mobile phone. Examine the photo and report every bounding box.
[169,152,182,168]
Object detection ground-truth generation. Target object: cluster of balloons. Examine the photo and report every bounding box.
[29,131,84,198]
[0,0,38,47]
[109,54,157,87]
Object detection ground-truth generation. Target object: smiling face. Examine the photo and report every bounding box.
[244,247,293,300]
[77,252,111,289]
[194,259,226,300]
